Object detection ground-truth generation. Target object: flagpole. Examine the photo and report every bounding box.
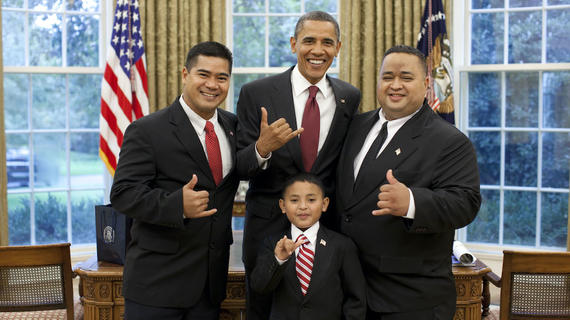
[427,0,434,106]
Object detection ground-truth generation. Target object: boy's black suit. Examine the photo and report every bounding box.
[250,226,366,320]
[110,98,239,308]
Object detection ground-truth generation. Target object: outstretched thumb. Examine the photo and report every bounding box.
[185,174,198,190]
[260,107,268,127]
[386,169,399,185]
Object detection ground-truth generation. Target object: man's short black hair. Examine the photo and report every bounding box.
[294,11,340,42]
[281,173,326,199]
[185,41,233,74]
[382,45,427,76]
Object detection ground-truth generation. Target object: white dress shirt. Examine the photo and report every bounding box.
[353,108,421,219]
[179,95,232,179]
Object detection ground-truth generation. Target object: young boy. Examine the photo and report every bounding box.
[250,173,366,320]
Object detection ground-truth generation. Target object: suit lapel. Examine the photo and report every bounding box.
[169,101,213,184]
[346,105,429,209]
[338,111,378,206]
[269,68,304,171]
[283,230,305,299]
[304,227,331,299]
[216,110,236,186]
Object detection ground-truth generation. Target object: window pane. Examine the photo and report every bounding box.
[504,190,536,245]
[71,190,102,244]
[67,14,99,67]
[32,74,66,129]
[269,16,297,67]
[4,74,29,130]
[8,193,31,245]
[232,73,269,111]
[3,0,24,7]
[546,9,570,63]
[71,132,104,188]
[508,11,541,63]
[34,133,67,188]
[29,0,64,10]
[67,0,99,12]
[2,11,25,66]
[6,134,30,189]
[233,0,264,13]
[470,131,501,185]
[472,0,504,9]
[506,72,538,127]
[548,0,570,4]
[467,189,499,243]
[270,0,299,13]
[542,132,570,189]
[69,74,101,128]
[471,13,504,64]
[305,0,338,12]
[468,72,501,127]
[510,0,541,7]
[233,16,265,67]
[543,72,570,128]
[29,13,62,66]
[505,132,538,187]
[541,192,568,247]
[35,192,68,244]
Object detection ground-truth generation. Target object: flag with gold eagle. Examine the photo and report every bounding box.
[417,0,454,124]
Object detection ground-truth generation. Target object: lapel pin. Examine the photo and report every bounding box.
[320,239,326,246]
[229,131,234,136]
[340,99,346,104]
[395,148,401,156]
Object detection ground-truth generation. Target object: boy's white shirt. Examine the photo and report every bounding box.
[275,221,320,265]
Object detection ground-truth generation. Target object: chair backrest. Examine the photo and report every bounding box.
[500,250,570,320]
[0,243,74,320]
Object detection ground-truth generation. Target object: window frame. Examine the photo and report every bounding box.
[452,0,570,254]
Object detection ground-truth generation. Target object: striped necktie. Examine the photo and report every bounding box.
[295,234,314,295]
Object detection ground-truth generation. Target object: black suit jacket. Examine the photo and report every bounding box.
[336,102,481,314]
[110,98,239,308]
[236,67,361,269]
[250,226,366,320]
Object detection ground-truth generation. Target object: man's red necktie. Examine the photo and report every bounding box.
[204,121,222,186]
[300,86,320,172]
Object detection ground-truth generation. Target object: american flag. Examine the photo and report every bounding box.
[417,0,455,124]
[99,0,149,175]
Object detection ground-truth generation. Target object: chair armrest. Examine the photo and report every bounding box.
[483,271,501,288]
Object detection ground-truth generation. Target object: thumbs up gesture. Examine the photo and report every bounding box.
[183,174,217,218]
[372,169,410,216]
[255,107,304,157]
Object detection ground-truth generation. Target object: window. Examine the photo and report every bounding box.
[3,0,110,246]
[226,0,340,113]
[454,1,570,249]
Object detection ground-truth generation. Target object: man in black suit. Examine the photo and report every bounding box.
[110,41,239,320]
[336,45,481,319]
[236,11,361,320]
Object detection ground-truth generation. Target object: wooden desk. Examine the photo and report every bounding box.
[74,257,245,320]
[453,260,492,320]
[75,257,491,320]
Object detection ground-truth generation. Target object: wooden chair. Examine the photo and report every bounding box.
[484,250,570,319]
[0,243,74,320]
